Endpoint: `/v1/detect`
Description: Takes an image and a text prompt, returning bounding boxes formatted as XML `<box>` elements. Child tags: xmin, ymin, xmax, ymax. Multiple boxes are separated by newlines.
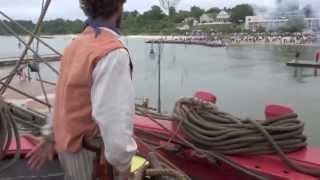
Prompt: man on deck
<box><xmin>26</xmin><ymin>0</ymin><xmax>137</xmax><ymax>179</ymax></box>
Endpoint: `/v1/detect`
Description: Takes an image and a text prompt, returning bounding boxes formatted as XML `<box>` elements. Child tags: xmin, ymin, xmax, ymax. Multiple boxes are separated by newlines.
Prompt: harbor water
<box><xmin>0</xmin><ymin>35</ymin><xmax>320</xmax><ymax>146</ymax></box>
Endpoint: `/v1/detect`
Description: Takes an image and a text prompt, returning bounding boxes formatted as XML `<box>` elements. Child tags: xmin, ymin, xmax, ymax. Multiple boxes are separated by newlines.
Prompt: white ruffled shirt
<box><xmin>91</xmin><ymin>27</ymin><xmax>137</xmax><ymax>172</ymax></box>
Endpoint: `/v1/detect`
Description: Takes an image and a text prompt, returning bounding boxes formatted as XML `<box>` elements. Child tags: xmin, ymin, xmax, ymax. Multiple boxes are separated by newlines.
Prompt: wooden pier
<box><xmin>286</xmin><ymin>60</ymin><xmax>320</xmax><ymax>77</ymax></box>
<box><xmin>286</xmin><ymin>60</ymin><xmax>320</xmax><ymax>68</ymax></box>
<box><xmin>146</xmin><ymin>39</ymin><xmax>225</xmax><ymax>48</ymax></box>
<box><xmin>0</xmin><ymin>54</ymin><xmax>60</xmax><ymax>66</ymax></box>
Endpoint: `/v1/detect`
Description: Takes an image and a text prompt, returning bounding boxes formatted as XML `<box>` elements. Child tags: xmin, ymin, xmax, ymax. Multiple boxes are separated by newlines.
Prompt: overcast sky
<box><xmin>0</xmin><ymin>0</ymin><xmax>318</xmax><ymax>21</ymax></box>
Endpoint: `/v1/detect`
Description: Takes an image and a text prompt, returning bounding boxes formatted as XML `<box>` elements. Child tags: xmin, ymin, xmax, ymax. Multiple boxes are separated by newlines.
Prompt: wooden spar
<box><xmin>0</xmin><ymin>81</ymin><xmax>51</xmax><ymax>108</ymax></box>
<box><xmin>0</xmin><ymin>64</ymin><xmax>29</xmax><ymax>81</ymax></box>
<box><xmin>0</xmin><ymin>21</ymin><xmax>59</xmax><ymax>75</ymax></box>
<box><xmin>0</xmin><ymin>55</ymin><xmax>60</xmax><ymax>66</ymax></box>
<box><xmin>36</xmin><ymin>71</ymin><xmax>50</xmax><ymax>111</ymax></box>
<box><xmin>0</xmin><ymin>0</ymin><xmax>52</xmax><ymax>95</ymax></box>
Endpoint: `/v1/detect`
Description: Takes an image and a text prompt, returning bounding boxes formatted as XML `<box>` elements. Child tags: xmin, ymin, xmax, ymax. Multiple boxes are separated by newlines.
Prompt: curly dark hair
<box><xmin>80</xmin><ymin>0</ymin><xmax>126</xmax><ymax>19</ymax></box>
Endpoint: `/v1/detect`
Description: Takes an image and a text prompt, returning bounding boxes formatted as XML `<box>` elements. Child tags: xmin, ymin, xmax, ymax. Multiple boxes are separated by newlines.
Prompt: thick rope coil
<box><xmin>171</xmin><ymin>97</ymin><xmax>320</xmax><ymax>177</ymax></box>
<box><xmin>0</xmin><ymin>99</ymin><xmax>21</xmax><ymax>174</ymax></box>
<box><xmin>136</xmin><ymin>108</ymin><xmax>269</xmax><ymax>180</ymax></box>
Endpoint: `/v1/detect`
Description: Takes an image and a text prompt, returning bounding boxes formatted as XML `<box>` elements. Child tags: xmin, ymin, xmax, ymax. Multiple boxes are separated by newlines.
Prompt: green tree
<box><xmin>169</xmin><ymin>7</ymin><xmax>176</xmax><ymax>17</ymax></box>
<box><xmin>174</xmin><ymin>10</ymin><xmax>190</xmax><ymax>23</ymax></box>
<box><xmin>190</xmin><ymin>6</ymin><xmax>205</xmax><ymax>19</ymax></box>
<box><xmin>0</xmin><ymin>3</ymin><xmax>265</xmax><ymax>36</ymax></box>
<box><xmin>0</xmin><ymin>20</ymin><xmax>35</xmax><ymax>35</ymax></box>
<box><xmin>206</xmin><ymin>7</ymin><xmax>220</xmax><ymax>14</ymax></box>
<box><xmin>144</xmin><ymin>6</ymin><xmax>165</xmax><ymax>20</ymax></box>
<box><xmin>230</xmin><ymin>4</ymin><xmax>254</xmax><ymax>24</ymax></box>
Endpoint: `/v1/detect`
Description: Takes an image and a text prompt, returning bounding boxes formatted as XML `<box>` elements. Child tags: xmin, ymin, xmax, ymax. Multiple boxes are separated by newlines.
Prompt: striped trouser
<box><xmin>58</xmin><ymin>149</ymin><xmax>96</xmax><ymax>180</ymax></box>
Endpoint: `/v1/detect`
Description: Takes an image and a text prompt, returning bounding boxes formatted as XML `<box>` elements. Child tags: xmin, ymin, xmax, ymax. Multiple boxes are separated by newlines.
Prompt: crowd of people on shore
<box><xmin>145</xmin><ymin>35</ymin><xmax>225</xmax><ymax>47</ymax></box>
<box><xmin>229</xmin><ymin>32</ymin><xmax>319</xmax><ymax>46</ymax></box>
<box><xmin>147</xmin><ymin>32</ymin><xmax>319</xmax><ymax>47</ymax></box>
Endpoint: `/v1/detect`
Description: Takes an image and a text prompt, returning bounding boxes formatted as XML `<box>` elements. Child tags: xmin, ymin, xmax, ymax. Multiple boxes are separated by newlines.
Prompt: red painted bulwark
<box><xmin>135</xmin><ymin>115</ymin><xmax>320</xmax><ymax>180</ymax></box>
<box><xmin>7</xmin><ymin>116</ymin><xmax>319</xmax><ymax>180</ymax></box>
<box><xmin>8</xmin><ymin>136</ymin><xmax>35</xmax><ymax>155</ymax></box>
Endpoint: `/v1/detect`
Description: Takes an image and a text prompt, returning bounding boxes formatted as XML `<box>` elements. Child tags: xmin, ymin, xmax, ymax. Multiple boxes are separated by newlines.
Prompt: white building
<box><xmin>216</xmin><ymin>10</ymin><xmax>231</xmax><ymax>23</ymax></box>
<box><xmin>245</xmin><ymin>16</ymin><xmax>288</xmax><ymax>31</ymax></box>
<box><xmin>245</xmin><ymin>16</ymin><xmax>320</xmax><ymax>32</ymax></box>
<box><xmin>177</xmin><ymin>24</ymin><xmax>190</xmax><ymax>31</ymax></box>
<box><xmin>305</xmin><ymin>18</ymin><xmax>320</xmax><ymax>31</ymax></box>
<box><xmin>200</xmin><ymin>14</ymin><xmax>215</xmax><ymax>23</ymax></box>
<box><xmin>198</xmin><ymin>11</ymin><xmax>231</xmax><ymax>26</ymax></box>
<box><xmin>182</xmin><ymin>17</ymin><xmax>199</xmax><ymax>26</ymax></box>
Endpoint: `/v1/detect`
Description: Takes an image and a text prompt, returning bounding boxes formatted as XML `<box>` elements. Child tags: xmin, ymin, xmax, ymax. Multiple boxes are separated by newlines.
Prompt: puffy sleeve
<box><xmin>91</xmin><ymin>48</ymin><xmax>137</xmax><ymax>172</ymax></box>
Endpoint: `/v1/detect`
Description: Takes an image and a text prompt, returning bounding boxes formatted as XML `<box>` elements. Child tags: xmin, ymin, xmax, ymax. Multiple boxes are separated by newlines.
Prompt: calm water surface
<box><xmin>1</xmin><ymin>35</ymin><xmax>320</xmax><ymax>146</ymax></box>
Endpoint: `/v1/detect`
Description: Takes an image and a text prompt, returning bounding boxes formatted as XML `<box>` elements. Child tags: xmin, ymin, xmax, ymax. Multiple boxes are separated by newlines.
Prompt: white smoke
<box><xmin>254</xmin><ymin>0</ymin><xmax>320</xmax><ymax>18</ymax></box>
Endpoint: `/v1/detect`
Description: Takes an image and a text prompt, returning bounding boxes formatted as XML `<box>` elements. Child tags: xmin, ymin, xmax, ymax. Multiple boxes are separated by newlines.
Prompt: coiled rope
<box><xmin>173</xmin><ymin>98</ymin><xmax>307</xmax><ymax>155</ymax></box>
<box><xmin>136</xmin><ymin>106</ymin><xmax>269</xmax><ymax>180</ymax></box>
<box><xmin>133</xmin><ymin>152</ymin><xmax>188</xmax><ymax>180</ymax></box>
<box><xmin>171</xmin><ymin>97</ymin><xmax>320</xmax><ymax>177</ymax></box>
<box><xmin>0</xmin><ymin>99</ymin><xmax>21</xmax><ymax>174</ymax></box>
<box><xmin>0</xmin><ymin>99</ymin><xmax>47</xmax><ymax>174</ymax></box>
<box><xmin>136</xmin><ymin>97</ymin><xmax>320</xmax><ymax>179</ymax></box>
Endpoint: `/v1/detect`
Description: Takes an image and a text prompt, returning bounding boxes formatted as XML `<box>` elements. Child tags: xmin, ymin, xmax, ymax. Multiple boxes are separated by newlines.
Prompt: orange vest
<box><xmin>53</xmin><ymin>27</ymin><xmax>127</xmax><ymax>152</ymax></box>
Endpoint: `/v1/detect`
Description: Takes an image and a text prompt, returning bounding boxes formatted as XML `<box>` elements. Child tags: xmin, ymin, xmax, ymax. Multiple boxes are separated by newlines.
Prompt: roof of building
<box><xmin>200</xmin><ymin>13</ymin><xmax>216</xmax><ymax>19</ymax></box>
<box><xmin>217</xmin><ymin>10</ymin><xmax>230</xmax><ymax>19</ymax></box>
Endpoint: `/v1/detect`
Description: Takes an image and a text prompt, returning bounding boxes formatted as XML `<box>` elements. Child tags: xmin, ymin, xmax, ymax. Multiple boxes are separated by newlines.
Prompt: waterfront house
<box><xmin>245</xmin><ymin>16</ymin><xmax>320</xmax><ymax>32</ymax></box>
<box><xmin>200</xmin><ymin>14</ymin><xmax>215</xmax><ymax>23</ymax></box>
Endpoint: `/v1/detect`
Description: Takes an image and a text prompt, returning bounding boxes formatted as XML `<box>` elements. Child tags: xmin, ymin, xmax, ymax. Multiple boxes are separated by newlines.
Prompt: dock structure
<box><xmin>146</xmin><ymin>39</ymin><xmax>225</xmax><ymax>48</ymax></box>
<box><xmin>0</xmin><ymin>54</ymin><xmax>60</xmax><ymax>66</ymax></box>
<box><xmin>286</xmin><ymin>60</ymin><xmax>320</xmax><ymax>76</ymax></box>
<box><xmin>286</xmin><ymin>60</ymin><xmax>320</xmax><ymax>68</ymax></box>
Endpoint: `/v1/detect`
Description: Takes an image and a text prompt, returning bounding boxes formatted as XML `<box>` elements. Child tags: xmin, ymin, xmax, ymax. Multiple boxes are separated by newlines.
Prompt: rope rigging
<box><xmin>137</xmin><ymin>97</ymin><xmax>320</xmax><ymax>178</ymax></box>
<box><xmin>0</xmin><ymin>100</ymin><xmax>21</xmax><ymax>173</ymax></box>
<box><xmin>136</xmin><ymin>105</ymin><xmax>269</xmax><ymax>180</ymax></box>
<box><xmin>132</xmin><ymin>151</ymin><xmax>189</xmax><ymax>180</ymax></box>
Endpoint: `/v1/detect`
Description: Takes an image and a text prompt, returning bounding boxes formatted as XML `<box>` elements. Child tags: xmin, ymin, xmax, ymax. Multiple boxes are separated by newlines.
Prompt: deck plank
<box><xmin>0</xmin><ymin>159</ymin><xmax>63</xmax><ymax>180</ymax></box>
